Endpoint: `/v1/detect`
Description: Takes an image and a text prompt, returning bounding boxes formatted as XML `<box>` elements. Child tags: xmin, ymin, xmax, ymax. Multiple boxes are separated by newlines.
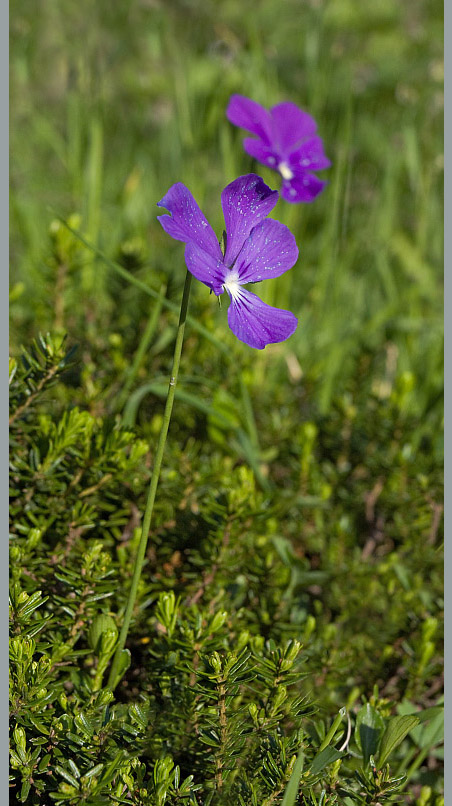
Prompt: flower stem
<box><xmin>107</xmin><ymin>270</ymin><xmax>192</xmax><ymax>691</ymax></box>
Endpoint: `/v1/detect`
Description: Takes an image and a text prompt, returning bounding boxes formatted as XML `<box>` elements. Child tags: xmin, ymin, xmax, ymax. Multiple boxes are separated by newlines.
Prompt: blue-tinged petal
<box><xmin>221</xmin><ymin>174</ymin><xmax>278</xmax><ymax>267</ymax></box>
<box><xmin>226</xmin><ymin>95</ymin><xmax>273</xmax><ymax>144</ymax></box>
<box><xmin>157</xmin><ymin>183</ymin><xmax>222</xmax><ymax>261</ymax></box>
<box><xmin>184</xmin><ymin>242</ymin><xmax>226</xmax><ymax>295</ymax></box>
<box><xmin>234</xmin><ymin>218</ymin><xmax>298</xmax><ymax>284</ymax></box>
<box><xmin>281</xmin><ymin>171</ymin><xmax>327</xmax><ymax>204</ymax></box>
<box><xmin>270</xmin><ymin>103</ymin><xmax>317</xmax><ymax>154</ymax></box>
<box><xmin>289</xmin><ymin>136</ymin><xmax>332</xmax><ymax>171</ymax></box>
<box><xmin>243</xmin><ymin>138</ymin><xmax>279</xmax><ymax>170</ymax></box>
<box><xmin>227</xmin><ymin>287</ymin><xmax>298</xmax><ymax>350</ymax></box>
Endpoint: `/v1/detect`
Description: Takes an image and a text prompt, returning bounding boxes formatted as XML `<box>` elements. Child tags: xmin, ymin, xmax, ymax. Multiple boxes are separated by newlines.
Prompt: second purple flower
<box><xmin>226</xmin><ymin>94</ymin><xmax>331</xmax><ymax>204</ymax></box>
<box><xmin>157</xmin><ymin>174</ymin><xmax>299</xmax><ymax>350</ymax></box>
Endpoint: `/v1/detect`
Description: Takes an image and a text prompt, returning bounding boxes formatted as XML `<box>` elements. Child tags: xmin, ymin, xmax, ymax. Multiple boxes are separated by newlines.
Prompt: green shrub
<box><xmin>10</xmin><ymin>335</ymin><xmax>443</xmax><ymax>803</ymax></box>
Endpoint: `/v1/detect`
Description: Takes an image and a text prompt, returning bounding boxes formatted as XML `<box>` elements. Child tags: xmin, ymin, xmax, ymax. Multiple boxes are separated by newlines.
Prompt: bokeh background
<box><xmin>11</xmin><ymin>0</ymin><xmax>443</xmax><ymax>415</ymax></box>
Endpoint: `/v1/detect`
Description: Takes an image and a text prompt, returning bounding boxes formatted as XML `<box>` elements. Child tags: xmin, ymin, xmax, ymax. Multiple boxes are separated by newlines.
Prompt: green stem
<box><xmin>107</xmin><ymin>271</ymin><xmax>192</xmax><ymax>691</ymax></box>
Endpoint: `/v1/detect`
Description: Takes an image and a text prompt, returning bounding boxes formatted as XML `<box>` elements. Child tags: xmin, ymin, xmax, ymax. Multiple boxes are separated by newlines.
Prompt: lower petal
<box><xmin>227</xmin><ymin>287</ymin><xmax>298</xmax><ymax>350</ymax></box>
<box><xmin>281</xmin><ymin>172</ymin><xmax>327</xmax><ymax>203</ymax></box>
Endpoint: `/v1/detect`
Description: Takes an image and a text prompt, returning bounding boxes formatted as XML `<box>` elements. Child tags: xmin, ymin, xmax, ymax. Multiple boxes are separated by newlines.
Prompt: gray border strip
<box><xmin>3</xmin><ymin>0</ymin><xmax>10</xmax><ymax>795</ymax></box>
<box><xmin>443</xmin><ymin>0</ymin><xmax>448</xmax><ymax>798</ymax></box>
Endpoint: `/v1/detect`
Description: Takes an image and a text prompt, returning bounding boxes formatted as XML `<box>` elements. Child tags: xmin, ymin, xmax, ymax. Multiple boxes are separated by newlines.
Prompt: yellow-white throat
<box><xmin>278</xmin><ymin>161</ymin><xmax>294</xmax><ymax>181</ymax></box>
<box><xmin>223</xmin><ymin>272</ymin><xmax>242</xmax><ymax>300</ymax></box>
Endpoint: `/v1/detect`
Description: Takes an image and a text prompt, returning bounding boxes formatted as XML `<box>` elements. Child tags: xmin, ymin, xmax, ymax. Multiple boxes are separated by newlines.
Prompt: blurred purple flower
<box><xmin>157</xmin><ymin>174</ymin><xmax>299</xmax><ymax>350</ymax></box>
<box><xmin>226</xmin><ymin>95</ymin><xmax>331</xmax><ymax>203</ymax></box>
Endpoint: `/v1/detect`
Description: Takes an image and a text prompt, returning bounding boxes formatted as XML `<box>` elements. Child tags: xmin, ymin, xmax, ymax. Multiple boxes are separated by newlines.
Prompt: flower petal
<box><xmin>184</xmin><ymin>242</ymin><xmax>225</xmax><ymax>295</ymax></box>
<box><xmin>281</xmin><ymin>171</ymin><xmax>327</xmax><ymax>204</ymax></box>
<box><xmin>234</xmin><ymin>218</ymin><xmax>298</xmax><ymax>284</ymax></box>
<box><xmin>289</xmin><ymin>136</ymin><xmax>332</xmax><ymax>171</ymax></box>
<box><xmin>226</xmin><ymin>95</ymin><xmax>273</xmax><ymax>144</ymax></box>
<box><xmin>227</xmin><ymin>287</ymin><xmax>298</xmax><ymax>350</ymax></box>
<box><xmin>157</xmin><ymin>183</ymin><xmax>222</xmax><ymax>261</ymax></box>
<box><xmin>243</xmin><ymin>137</ymin><xmax>279</xmax><ymax>170</ymax></box>
<box><xmin>221</xmin><ymin>174</ymin><xmax>278</xmax><ymax>267</ymax></box>
<box><xmin>270</xmin><ymin>103</ymin><xmax>318</xmax><ymax>153</ymax></box>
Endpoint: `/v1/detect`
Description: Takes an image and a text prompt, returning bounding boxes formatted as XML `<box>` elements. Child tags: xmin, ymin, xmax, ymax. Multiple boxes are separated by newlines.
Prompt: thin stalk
<box><xmin>107</xmin><ymin>270</ymin><xmax>192</xmax><ymax>691</ymax></box>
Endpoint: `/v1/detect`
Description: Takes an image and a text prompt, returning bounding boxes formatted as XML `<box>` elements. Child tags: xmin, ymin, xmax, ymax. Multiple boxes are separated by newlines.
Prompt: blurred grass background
<box><xmin>10</xmin><ymin>0</ymin><xmax>443</xmax><ymax>424</ymax></box>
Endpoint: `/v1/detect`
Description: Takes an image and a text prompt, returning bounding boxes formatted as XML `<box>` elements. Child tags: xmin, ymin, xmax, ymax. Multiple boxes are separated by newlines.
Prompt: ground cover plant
<box><xmin>10</xmin><ymin>0</ymin><xmax>443</xmax><ymax>803</ymax></box>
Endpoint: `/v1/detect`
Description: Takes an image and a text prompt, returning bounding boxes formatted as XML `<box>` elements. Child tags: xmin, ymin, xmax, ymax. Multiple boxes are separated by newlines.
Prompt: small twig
<box><xmin>79</xmin><ymin>473</ymin><xmax>113</xmax><ymax>498</ymax></box>
<box><xmin>215</xmin><ymin>680</ymin><xmax>227</xmax><ymax>792</ymax></box>
<box><xmin>364</xmin><ymin>477</ymin><xmax>384</xmax><ymax>523</ymax></box>
<box><xmin>9</xmin><ymin>365</ymin><xmax>60</xmax><ymax>425</ymax></box>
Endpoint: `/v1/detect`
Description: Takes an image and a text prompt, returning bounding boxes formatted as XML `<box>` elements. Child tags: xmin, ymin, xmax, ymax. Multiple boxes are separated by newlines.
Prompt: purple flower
<box><xmin>157</xmin><ymin>174</ymin><xmax>299</xmax><ymax>350</ymax></box>
<box><xmin>226</xmin><ymin>95</ymin><xmax>331</xmax><ymax>204</ymax></box>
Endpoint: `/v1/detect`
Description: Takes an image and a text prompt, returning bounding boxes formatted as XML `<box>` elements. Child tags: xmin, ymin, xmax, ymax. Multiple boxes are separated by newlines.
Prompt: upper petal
<box><xmin>226</xmin><ymin>95</ymin><xmax>273</xmax><ymax>144</ymax></box>
<box><xmin>234</xmin><ymin>218</ymin><xmax>299</xmax><ymax>284</ymax></box>
<box><xmin>227</xmin><ymin>287</ymin><xmax>298</xmax><ymax>350</ymax></box>
<box><xmin>243</xmin><ymin>137</ymin><xmax>279</xmax><ymax>170</ymax></box>
<box><xmin>184</xmin><ymin>242</ymin><xmax>225</xmax><ymax>295</ymax></box>
<box><xmin>289</xmin><ymin>136</ymin><xmax>332</xmax><ymax>171</ymax></box>
<box><xmin>270</xmin><ymin>102</ymin><xmax>318</xmax><ymax>154</ymax></box>
<box><xmin>157</xmin><ymin>183</ymin><xmax>222</xmax><ymax>261</ymax></box>
<box><xmin>221</xmin><ymin>174</ymin><xmax>278</xmax><ymax>267</ymax></box>
<box><xmin>280</xmin><ymin>171</ymin><xmax>327</xmax><ymax>204</ymax></box>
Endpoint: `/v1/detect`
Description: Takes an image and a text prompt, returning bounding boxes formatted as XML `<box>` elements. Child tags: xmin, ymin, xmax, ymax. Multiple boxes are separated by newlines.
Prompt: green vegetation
<box><xmin>10</xmin><ymin>0</ymin><xmax>443</xmax><ymax>803</ymax></box>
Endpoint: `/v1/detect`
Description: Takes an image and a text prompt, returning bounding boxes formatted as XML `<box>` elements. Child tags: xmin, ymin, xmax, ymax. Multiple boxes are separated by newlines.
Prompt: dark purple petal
<box><xmin>184</xmin><ymin>242</ymin><xmax>225</xmax><ymax>295</ymax></box>
<box><xmin>243</xmin><ymin>138</ymin><xmax>279</xmax><ymax>170</ymax></box>
<box><xmin>234</xmin><ymin>218</ymin><xmax>298</xmax><ymax>284</ymax></box>
<box><xmin>226</xmin><ymin>95</ymin><xmax>273</xmax><ymax>144</ymax></box>
<box><xmin>157</xmin><ymin>183</ymin><xmax>222</xmax><ymax>261</ymax></box>
<box><xmin>289</xmin><ymin>136</ymin><xmax>331</xmax><ymax>171</ymax></box>
<box><xmin>221</xmin><ymin>174</ymin><xmax>278</xmax><ymax>267</ymax></box>
<box><xmin>281</xmin><ymin>171</ymin><xmax>327</xmax><ymax>204</ymax></box>
<box><xmin>270</xmin><ymin>102</ymin><xmax>318</xmax><ymax>153</ymax></box>
<box><xmin>227</xmin><ymin>287</ymin><xmax>298</xmax><ymax>349</ymax></box>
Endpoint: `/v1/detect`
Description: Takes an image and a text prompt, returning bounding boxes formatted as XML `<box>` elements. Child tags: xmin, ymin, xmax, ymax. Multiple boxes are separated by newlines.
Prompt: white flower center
<box><xmin>278</xmin><ymin>161</ymin><xmax>294</xmax><ymax>180</ymax></box>
<box><xmin>223</xmin><ymin>272</ymin><xmax>242</xmax><ymax>300</ymax></box>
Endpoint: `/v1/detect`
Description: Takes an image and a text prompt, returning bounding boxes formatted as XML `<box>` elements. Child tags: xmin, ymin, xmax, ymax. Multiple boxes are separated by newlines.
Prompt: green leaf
<box><xmin>80</xmin><ymin>763</ymin><xmax>104</xmax><ymax>782</ymax></box>
<box><xmin>116</xmin><ymin>648</ymin><xmax>131</xmax><ymax>677</ymax></box>
<box><xmin>309</xmin><ymin>746</ymin><xmax>343</xmax><ymax>776</ymax></box>
<box><xmin>281</xmin><ymin>747</ymin><xmax>304</xmax><ymax>806</ymax></box>
<box><xmin>418</xmin><ymin>709</ymin><xmax>444</xmax><ymax>750</ymax></box>
<box><xmin>98</xmin><ymin>751</ymin><xmax>127</xmax><ymax>786</ymax></box>
<box><xmin>55</xmin><ymin>765</ymin><xmax>80</xmax><ymax>788</ymax></box>
<box><xmin>355</xmin><ymin>703</ymin><xmax>385</xmax><ymax>762</ymax></box>
<box><xmin>416</xmin><ymin>705</ymin><xmax>444</xmax><ymax>724</ymax></box>
<box><xmin>378</xmin><ymin>715</ymin><xmax>420</xmax><ymax>767</ymax></box>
